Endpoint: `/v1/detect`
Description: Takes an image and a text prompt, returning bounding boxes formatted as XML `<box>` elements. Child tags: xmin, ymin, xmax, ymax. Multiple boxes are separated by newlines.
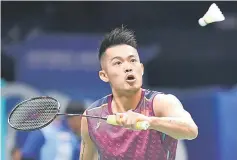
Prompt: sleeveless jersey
<box><xmin>86</xmin><ymin>89</ymin><xmax>178</xmax><ymax>160</ymax></box>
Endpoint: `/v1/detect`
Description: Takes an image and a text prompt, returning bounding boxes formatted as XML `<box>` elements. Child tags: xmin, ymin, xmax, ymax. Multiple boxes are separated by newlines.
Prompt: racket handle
<box><xmin>106</xmin><ymin>115</ymin><xmax>150</xmax><ymax>130</ymax></box>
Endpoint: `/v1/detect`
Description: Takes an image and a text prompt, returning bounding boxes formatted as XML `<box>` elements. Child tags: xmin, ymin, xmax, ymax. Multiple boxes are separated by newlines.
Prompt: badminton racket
<box><xmin>8</xmin><ymin>96</ymin><xmax>150</xmax><ymax>131</ymax></box>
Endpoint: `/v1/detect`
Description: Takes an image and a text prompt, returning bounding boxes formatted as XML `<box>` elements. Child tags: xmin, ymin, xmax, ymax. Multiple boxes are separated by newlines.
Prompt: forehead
<box><xmin>104</xmin><ymin>44</ymin><xmax>138</xmax><ymax>59</ymax></box>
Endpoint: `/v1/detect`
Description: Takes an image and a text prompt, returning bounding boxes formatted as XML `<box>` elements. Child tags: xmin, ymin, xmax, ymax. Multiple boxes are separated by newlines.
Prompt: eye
<box><xmin>131</xmin><ymin>59</ymin><xmax>137</xmax><ymax>63</ymax></box>
<box><xmin>114</xmin><ymin>61</ymin><xmax>122</xmax><ymax>66</ymax></box>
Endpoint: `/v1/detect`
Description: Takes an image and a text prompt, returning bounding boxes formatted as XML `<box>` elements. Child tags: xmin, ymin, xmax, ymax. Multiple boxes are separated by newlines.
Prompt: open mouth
<box><xmin>126</xmin><ymin>75</ymin><xmax>136</xmax><ymax>82</ymax></box>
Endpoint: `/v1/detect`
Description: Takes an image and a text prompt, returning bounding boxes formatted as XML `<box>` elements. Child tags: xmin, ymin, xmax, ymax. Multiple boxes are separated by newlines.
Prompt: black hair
<box><xmin>98</xmin><ymin>26</ymin><xmax>137</xmax><ymax>61</ymax></box>
<box><xmin>65</xmin><ymin>102</ymin><xmax>85</xmax><ymax>115</ymax></box>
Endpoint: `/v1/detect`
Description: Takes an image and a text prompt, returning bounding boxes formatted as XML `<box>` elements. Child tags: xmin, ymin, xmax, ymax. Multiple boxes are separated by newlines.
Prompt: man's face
<box><xmin>99</xmin><ymin>44</ymin><xmax>144</xmax><ymax>94</ymax></box>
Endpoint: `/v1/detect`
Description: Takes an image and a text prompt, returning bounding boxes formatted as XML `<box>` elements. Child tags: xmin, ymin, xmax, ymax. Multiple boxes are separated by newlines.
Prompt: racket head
<box><xmin>8</xmin><ymin>96</ymin><xmax>60</xmax><ymax>131</ymax></box>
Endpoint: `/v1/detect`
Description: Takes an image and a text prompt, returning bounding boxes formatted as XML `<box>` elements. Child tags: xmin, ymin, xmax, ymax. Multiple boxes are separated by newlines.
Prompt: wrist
<box><xmin>147</xmin><ymin>117</ymin><xmax>160</xmax><ymax>130</ymax></box>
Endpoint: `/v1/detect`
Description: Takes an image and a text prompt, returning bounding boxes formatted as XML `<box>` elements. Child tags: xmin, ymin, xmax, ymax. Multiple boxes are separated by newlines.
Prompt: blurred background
<box><xmin>1</xmin><ymin>1</ymin><xmax>237</xmax><ymax>160</ymax></box>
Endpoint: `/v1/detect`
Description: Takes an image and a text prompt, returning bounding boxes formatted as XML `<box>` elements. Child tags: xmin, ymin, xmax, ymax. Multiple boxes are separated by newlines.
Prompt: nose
<box><xmin>125</xmin><ymin>68</ymin><xmax>132</xmax><ymax>73</ymax></box>
<box><xmin>124</xmin><ymin>62</ymin><xmax>133</xmax><ymax>73</ymax></box>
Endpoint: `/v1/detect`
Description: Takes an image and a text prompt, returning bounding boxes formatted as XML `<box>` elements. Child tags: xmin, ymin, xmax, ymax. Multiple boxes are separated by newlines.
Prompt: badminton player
<box><xmin>80</xmin><ymin>27</ymin><xmax>198</xmax><ymax>160</ymax></box>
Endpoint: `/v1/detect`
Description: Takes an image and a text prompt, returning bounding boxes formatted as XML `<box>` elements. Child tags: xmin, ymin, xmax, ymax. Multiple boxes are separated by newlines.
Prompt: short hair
<box><xmin>98</xmin><ymin>26</ymin><xmax>137</xmax><ymax>61</ymax></box>
<box><xmin>65</xmin><ymin>101</ymin><xmax>86</xmax><ymax>115</ymax></box>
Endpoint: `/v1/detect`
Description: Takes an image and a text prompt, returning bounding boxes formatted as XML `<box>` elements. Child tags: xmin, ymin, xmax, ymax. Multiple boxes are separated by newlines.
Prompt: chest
<box><xmin>92</xmin><ymin>123</ymin><xmax>164</xmax><ymax>154</ymax></box>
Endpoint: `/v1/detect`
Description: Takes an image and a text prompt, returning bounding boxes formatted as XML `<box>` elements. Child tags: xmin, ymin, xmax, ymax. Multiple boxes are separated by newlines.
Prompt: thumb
<box><xmin>115</xmin><ymin>112</ymin><xmax>124</xmax><ymax>118</ymax></box>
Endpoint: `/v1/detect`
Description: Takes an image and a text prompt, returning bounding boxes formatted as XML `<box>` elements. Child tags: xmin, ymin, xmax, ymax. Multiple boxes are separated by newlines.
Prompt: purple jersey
<box><xmin>86</xmin><ymin>89</ymin><xmax>178</xmax><ymax>160</ymax></box>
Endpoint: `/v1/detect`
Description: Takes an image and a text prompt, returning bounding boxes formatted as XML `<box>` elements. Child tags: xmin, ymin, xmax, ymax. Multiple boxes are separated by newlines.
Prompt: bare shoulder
<box><xmin>81</xmin><ymin>111</ymin><xmax>90</xmax><ymax>137</ymax></box>
<box><xmin>152</xmin><ymin>93</ymin><xmax>184</xmax><ymax>117</ymax></box>
<box><xmin>154</xmin><ymin>93</ymin><xmax>182</xmax><ymax>105</ymax></box>
<box><xmin>80</xmin><ymin>111</ymin><xmax>99</xmax><ymax>160</ymax></box>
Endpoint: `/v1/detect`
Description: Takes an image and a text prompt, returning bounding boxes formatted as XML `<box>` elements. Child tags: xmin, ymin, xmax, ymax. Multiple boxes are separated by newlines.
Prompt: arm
<box><xmin>11</xmin><ymin>147</ymin><xmax>21</xmax><ymax>160</ymax></box>
<box><xmin>21</xmin><ymin>130</ymin><xmax>45</xmax><ymax>160</ymax></box>
<box><xmin>149</xmin><ymin>94</ymin><xmax>198</xmax><ymax>140</ymax></box>
<box><xmin>80</xmin><ymin>112</ymin><xmax>98</xmax><ymax>160</ymax></box>
<box><xmin>12</xmin><ymin>131</ymin><xmax>29</xmax><ymax>160</ymax></box>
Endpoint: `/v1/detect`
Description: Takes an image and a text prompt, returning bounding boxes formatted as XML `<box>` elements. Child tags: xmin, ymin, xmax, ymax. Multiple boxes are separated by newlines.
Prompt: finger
<box><xmin>115</xmin><ymin>113</ymin><xmax>122</xmax><ymax>125</ymax></box>
<box><xmin>115</xmin><ymin>113</ymin><xmax>124</xmax><ymax>126</ymax></box>
<box><xmin>120</xmin><ymin>114</ymin><xmax>128</xmax><ymax>126</ymax></box>
<box><xmin>131</xmin><ymin>119</ymin><xmax>139</xmax><ymax>130</ymax></box>
<box><xmin>124</xmin><ymin>118</ymin><xmax>133</xmax><ymax>129</ymax></box>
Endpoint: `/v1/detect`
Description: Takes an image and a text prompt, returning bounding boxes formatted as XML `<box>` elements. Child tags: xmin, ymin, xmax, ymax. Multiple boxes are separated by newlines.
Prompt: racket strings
<box><xmin>9</xmin><ymin>98</ymin><xmax>59</xmax><ymax>130</ymax></box>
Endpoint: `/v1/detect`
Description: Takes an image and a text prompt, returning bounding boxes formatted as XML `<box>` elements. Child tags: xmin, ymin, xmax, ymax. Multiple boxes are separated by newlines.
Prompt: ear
<box><xmin>99</xmin><ymin>70</ymin><xmax>109</xmax><ymax>83</ymax></box>
<box><xmin>141</xmin><ymin>63</ymin><xmax>144</xmax><ymax>75</ymax></box>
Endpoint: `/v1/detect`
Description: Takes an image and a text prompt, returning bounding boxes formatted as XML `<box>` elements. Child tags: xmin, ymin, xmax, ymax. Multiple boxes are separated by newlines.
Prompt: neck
<box><xmin>111</xmin><ymin>88</ymin><xmax>143</xmax><ymax>113</ymax></box>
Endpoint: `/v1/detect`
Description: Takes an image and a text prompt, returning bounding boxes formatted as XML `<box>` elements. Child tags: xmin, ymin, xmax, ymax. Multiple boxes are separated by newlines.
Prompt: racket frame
<box><xmin>8</xmin><ymin>96</ymin><xmax>60</xmax><ymax>131</ymax></box>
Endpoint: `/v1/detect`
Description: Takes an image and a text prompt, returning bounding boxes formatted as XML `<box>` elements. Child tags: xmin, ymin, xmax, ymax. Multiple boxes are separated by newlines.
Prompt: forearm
<box><xmin>148</xmin><ymin>116</ymin><xmax>198</xmax><ymax>140</ymax></box>
<box><xmin>80</xmin><ymin>114</ymin><xmax>98</xmax><ymax>160</ymax></box>
<box><xmin>80</xmin><ymin>140</ymin><xmax>98</xmax><ymax>160</ymax></box>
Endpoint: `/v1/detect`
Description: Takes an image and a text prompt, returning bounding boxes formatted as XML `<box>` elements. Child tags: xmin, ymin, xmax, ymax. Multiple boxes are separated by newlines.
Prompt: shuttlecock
<box><xmin>199</xmin><ymin>3</ymin><xmax>225</xmax><ymax>27</ymax></box>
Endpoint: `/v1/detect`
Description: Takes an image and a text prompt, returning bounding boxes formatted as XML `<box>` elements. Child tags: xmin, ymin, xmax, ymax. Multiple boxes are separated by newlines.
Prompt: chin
<box><xmin>113</xmin><ymin>82</ymin><xmax>142</xmax><ymax>94</ymax></box>
<box><xmin>125</xmin><ymin>84</ymin><xmax>141</xmax><ymax>92</ymax></box>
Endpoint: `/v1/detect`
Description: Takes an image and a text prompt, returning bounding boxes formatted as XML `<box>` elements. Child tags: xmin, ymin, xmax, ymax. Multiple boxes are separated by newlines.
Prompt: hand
<box><xmin>115</xmin><ymin>110</ymin><xmax>150</xmax><ymax>130</ymax></box>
